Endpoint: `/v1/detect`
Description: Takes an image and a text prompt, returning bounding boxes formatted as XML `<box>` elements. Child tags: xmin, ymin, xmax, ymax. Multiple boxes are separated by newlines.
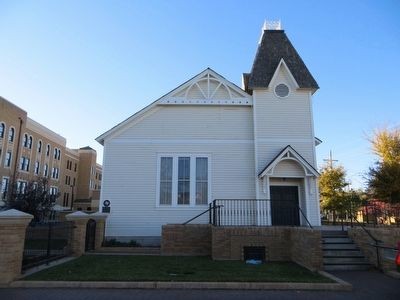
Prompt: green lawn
<box><xmin>24</xmin><ymin>255</ymin><xmax>332</xmax><ymax>283</ymax></box>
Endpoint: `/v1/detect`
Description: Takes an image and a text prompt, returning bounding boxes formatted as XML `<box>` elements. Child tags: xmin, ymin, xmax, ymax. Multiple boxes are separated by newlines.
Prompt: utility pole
<box><xmin>323</xmin><ymin>150</ymin><xmax>338</xmax><ymax>168</ymax></box>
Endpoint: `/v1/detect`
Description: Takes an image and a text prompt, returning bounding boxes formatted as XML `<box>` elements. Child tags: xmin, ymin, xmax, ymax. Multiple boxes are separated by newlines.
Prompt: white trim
<box><xmin>155</xmin><ymin>153</ymin><xmax>211</xmax><ymax>209</ymax></box>
<box><xmin>258</xmin><ymin>146</ymin><xmax>319</xmax><ymax>178</ymax></box>
<box><xmin>269</xmin><ymin>58</ymin><xmax>300</xmax><ymax>89</ymax></box>
<box><xmin>110</xmin><ymin>138</ymin><xmax>254</xmax><ymax>145</ymax></box>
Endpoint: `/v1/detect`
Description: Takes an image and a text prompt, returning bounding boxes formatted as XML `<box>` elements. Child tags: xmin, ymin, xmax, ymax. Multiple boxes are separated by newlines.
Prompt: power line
<box><xmin>323</xmin><ymin>150</ymin><xmax>338</xmax><ymax>168</ymax></box>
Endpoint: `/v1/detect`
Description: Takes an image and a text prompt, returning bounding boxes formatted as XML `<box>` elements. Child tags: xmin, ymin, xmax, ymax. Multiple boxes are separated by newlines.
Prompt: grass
<box><xmin>24</xmin><ymin>255</ymin><xmax>332</xmax><ymax>283</ymax></box>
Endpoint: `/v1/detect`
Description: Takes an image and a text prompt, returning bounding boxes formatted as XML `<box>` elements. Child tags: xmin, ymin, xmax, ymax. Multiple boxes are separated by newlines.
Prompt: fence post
<box><xmin>0</xmin><ymin>209</ymin><xmax>33</xmax><ymax>284</ymax></box>
<box><xmin>90</xmin><ymin>212</ymin><xmax>108</xmax><ymax>250</ymax></box>
<box><xmin>65</xmin><ymin>211</ymin><xmax>90</xmax><ymax>256</ymax></box>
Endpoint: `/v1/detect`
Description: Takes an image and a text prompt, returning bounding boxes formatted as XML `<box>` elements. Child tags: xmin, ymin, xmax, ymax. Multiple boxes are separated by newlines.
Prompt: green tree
<box><xmin>367</xmin><ymin>128</ymin><xmax>400</xmax><ymax>203</ymax></box>
<box><xmin>1</xmin><ymin>177</ymin><xmax>57</xmax><ymax>222</ymax></box>
<box><xmin>319</xmin><ymin>164</ymin><xmax>349</xmax><ymax>211</ymax></box>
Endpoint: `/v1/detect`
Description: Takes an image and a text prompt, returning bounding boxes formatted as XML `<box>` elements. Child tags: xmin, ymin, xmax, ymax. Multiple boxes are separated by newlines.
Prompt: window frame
<box><xmin>156</xmin><ymin>153</ymin><xmax>211</xmax><ymax>208</ymax></box>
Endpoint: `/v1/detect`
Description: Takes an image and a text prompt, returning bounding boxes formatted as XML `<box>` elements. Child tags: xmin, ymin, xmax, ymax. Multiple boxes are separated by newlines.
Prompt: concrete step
<box><xmin>322</xmin><ymin>237</ymin><xmax>352</xmax><ymax>243</ymax></box>
<box><xmin>323</xmin><ymin>249</ymin><xmax>364</xmax><ymax>257</ymax></box>
<box><xmin>321</xmin><ymin>230</ymin><xmax>348</xmax><ymax>237</ymax></box>
<box><xmin>322</xmin><ymin>243</ymin><xmax>358</xmax><ymax>250</ymax></box>
<box><xmin>324</xmin><ymin>263</ymin><xmax>371</xmax><ymax>271</ymax></box>
<box><xmin>323</xmin><ymin>256</ymin><xmax>368</xmax><ymax>264</ymax></box>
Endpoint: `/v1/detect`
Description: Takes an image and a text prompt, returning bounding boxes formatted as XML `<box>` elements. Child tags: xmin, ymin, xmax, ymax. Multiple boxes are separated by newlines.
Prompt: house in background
<box><xmin>0</xmin><ymin>97</ymin><xmax>102</xmax><ymax>212</ymax></box>
<box><xmin>97</xmin><ymin>22</ymin><xmax>321</xmax><ymax>245</ymax></box>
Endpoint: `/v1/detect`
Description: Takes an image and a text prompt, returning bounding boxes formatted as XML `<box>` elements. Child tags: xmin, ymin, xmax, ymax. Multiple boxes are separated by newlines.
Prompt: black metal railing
<box><xmin>209</xmin><ymin>199</ymin><xmax>313</xmax><ymax>228</ymax></box>
<box><xmin>322</xmin><ymin>202</ymin><xmax>400</xmax><ymax>227</ymax></box>
<box><xmin>22</xmin><ymin>220</ymin><xmax>74</xmax><ymax>270</ymax></box>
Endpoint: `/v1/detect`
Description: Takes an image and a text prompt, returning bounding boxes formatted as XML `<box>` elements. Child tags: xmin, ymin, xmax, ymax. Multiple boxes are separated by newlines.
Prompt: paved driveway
<box><xmin>0</xmin><ymin>270</ymin><xmax>399</xmax><ymax>300</ymax></box>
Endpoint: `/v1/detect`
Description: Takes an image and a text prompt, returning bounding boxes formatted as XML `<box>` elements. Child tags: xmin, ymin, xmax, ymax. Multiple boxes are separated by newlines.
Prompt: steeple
<box><xmin>247</xmin><ymin>22</ymin><xmax>319</xmax><ymax>92</ymax></box>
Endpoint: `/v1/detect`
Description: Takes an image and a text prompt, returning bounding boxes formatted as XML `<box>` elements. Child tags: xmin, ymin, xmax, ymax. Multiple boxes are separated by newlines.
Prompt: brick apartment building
<box><xmin>0</xmin><ymin>96</ymin><xmax>102</xmax><ymax>212</ymax></box>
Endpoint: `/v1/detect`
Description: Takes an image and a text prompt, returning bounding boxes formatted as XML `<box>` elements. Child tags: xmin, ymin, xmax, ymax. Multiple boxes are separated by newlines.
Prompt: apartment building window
<box><xmin>43</xmin><ymin>164</ymin><xmax>48</xmax><ymax>177</ymax></box>
<box><xmin>23</xmin><ymin>134</ymin><xmax>28</xmax><ymax>147</ymax></box>
<box><xmin>51</xmin><ymin>167</ymin><xmax>59</xmax><ymax>179</ymax></box>
<box><xmin>0</xmin><ymin>123</ymin><xmax>4</xmax><ymax>138</ymax></box>
<box><xmin>63</xmin><ymin>192</ymin><xmax>69</xmax><ymax>207</ymax></box>
<box><xmin>74</xmin><ymin>163</ymin><xmax>77</xmax><ymax>172</ymax></box>
<box><xmin>1</xmin><ymin>177</ymin><xmax>9</xmax><ymax>200</ymax></box>
<box><xmin>46</xmin><ymin>144</ymin><xmax>50</xmax><ymax>156</ymax></box>
<box><xmin>5</xmin><ymin>151</ymin><xmax>12</xmax><ymax>167</ymax></box>
<box><xmin>8</xmin><ymin>127</ymin><xmax>14</xmax><ymax>142</ymax></box>
<box><xmin>58</xmin><ymin>149</ymin><xmax>61</xmax><ymax>160</ymax></box>
<box><xmin>49</xmin><ymin>187</ymin><xmax>58</xmax><ymax>197</ymax></box>
<box><xmin>19</xmin><ymin>156</ymin><xmax>30</xmax><ymax>172</ymax></box>
<box><xmin>73</xmin><ymin>177</ymin><xmax>76</xmax><ymax>186</ymax></box>
<box><xmin>16</xmin><ymin>180</ymin><xmax>27</xmax><ymax>194</ymax></box>
<box><xmin>54</xmin><ymin>148</ymin><xmax>57</xmax><ymax>159</ymax></box>
<box><xmin>28</xmin><ymin>136</ymin><xmax>33</xmax><ymax>149</ymax></box>
<box><xmin>37</xmin><ymin>140</ymin><xmax>42</xmax><ymax>153</ymax></box>
<box><xmin>99</xmin><ymin>174</ymin><xmax>102</xmax><ymax>181</ymax></box>
<box><xmin>34</xmin><ymin>161</ymin><xmax>40</xmax><ymax>175</ymax></box>
<box><xmin>158</xmin><ymin>155</ymin><xmax>209</xmax><ymax>207</ymax></box>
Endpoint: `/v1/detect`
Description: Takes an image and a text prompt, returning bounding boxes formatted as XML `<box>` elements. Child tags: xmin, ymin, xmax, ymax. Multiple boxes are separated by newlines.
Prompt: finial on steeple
<box><xmin>263</xmin><ymin>20</ymin><xmax>282</xmax><ymax>31</ymax></box>
<box><xmin>259</xmin><ymin>20</ymin><xmax>282</xmax><ymax>44</ymax></box>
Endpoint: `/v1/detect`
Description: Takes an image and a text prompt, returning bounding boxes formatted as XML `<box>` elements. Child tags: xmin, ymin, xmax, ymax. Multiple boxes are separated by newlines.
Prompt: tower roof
<box><xmin>248</xmin><ymin>30</ymin><xmax>319</xmax><ymax>90</ymax></box>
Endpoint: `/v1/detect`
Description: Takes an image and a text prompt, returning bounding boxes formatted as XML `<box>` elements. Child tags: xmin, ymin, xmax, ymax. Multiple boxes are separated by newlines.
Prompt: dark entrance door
<box><xmin>270</xmin><ymin>186</ymin><xmax>300</xmax><ymax>226</ymax></box>
<box><xmin>85</xmin><ymin>219</ymin><xmax>96</xmax><ymax>251</ymax></box>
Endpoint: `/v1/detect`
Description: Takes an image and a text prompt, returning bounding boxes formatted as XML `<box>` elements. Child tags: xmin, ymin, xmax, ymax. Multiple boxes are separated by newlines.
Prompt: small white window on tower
<box><xmin>274</xmin><ymin>83</ymin><xmax>290</xmax><ymax>98</ymax></box>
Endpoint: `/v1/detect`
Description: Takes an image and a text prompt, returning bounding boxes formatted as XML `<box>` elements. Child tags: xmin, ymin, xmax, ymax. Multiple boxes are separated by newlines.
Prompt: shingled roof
<box><xmin>248</xmin><ymin>30</ymin><xmax>318</xmax><ymax>90</ymax></box>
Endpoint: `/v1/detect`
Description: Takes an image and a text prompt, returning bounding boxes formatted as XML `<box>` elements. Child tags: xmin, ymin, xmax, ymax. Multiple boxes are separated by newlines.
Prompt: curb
<box><xmin>8</xmin><ymin>279</ymin><xmax>352</xmax><ymax>291</ymax></box>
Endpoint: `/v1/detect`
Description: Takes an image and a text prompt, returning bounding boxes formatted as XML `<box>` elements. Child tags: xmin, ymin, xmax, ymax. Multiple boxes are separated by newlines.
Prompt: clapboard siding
<box><xmin>116</xmin><ymin>106</ymin><xmax>253</xmax><ymax>140</ymax></box>
<box><xmin>273</xmin><ymin>160</ymin><xmax>305</xmax><ymax>177</ymax></box>
<box><xmin>101</xmin><ymin>141</ymin><xmax>255</xmax><ymax>237</ymax></box>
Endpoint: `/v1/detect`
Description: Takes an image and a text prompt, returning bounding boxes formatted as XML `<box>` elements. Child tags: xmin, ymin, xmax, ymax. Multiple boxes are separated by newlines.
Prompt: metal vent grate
<box><xmin>275</xmin><ymin>83</ymin><xmax>289</xmax><ymax>98</ymax></box>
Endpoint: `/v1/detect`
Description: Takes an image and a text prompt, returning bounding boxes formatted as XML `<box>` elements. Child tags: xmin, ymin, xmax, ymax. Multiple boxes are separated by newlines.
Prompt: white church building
<box><xmin>97</xmin><ymin>23</ymin><xmax>321</xmax><ymax>245</ymax></box>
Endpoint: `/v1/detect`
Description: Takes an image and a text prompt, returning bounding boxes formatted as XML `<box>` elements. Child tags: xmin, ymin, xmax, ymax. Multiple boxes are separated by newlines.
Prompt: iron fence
<box><xmin>322</xmin><ymin>202</ymin><xmax>400</xmax><ymax>227</ymax></box>
<box><xmin>22</xmin><ymin>220</ymin><xmax>74</xmax><ymax>270</ymax></box>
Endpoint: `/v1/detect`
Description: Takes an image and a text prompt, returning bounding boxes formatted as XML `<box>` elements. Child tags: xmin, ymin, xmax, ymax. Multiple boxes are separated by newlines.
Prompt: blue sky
<box><xmin>1</xmin><ymin>0</ymin><xmax>399</xmax><ymax>189</ymax></box>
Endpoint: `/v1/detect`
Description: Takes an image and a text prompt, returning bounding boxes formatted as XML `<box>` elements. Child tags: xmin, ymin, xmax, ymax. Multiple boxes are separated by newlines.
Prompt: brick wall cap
<box><xmin>0</xmin><ymin>209</ymin><xmax>33</xmax><ymax>219</ymax></box>
<box><xmin>0</xmin><ymin>209</ymin><xmax>33</xmax><ymax>225</ymax></box>
<box><xmin>89</xmin><ymin>212</ymin><xmax>108</xmax><ymax>220</ymax></box>
<box><xmin>65</xmin><ymin>211</ymin><xmax>90</xmax><ymax>220</ymax></box>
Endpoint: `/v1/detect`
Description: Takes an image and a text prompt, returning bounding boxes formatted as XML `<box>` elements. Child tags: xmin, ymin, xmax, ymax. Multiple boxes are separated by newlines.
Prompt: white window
<box><xmin>157</xmin><ymin>154</ymin><xmax>210</xmax><ymax>207</ymax></box>
<box><xmin>43</xmin><ymin>164</ymin><xmax>48</xmax><ymax>177</ymax></box>
<box><xmin>0</xmin><ymin>123</ymin><xmax>4</xmax><ymax>138</ymax></box>
<box><xmin>5</xmin><ymin>151</ymin><xmax>12</xmax><ymax>167</ymax></box>
<box><xmin>19</xmin><ymin>156</ymin><xmax>30</xmax><ymax>171</ymax></box>
<box><xmin>8</xmin><ymin>127</ymin><xmax>14</xmax><ymax>142</ymax></box>
<box><xmin>16</xmin><ymin>180</ymin><xmax>27</xmax><ymax>194</ymax></box>
<box><xmin>34</xmin><ymin>161</ymin><xmax>40</xmax><ymax>175</ymax></box>
<box><xmin>1</xmin><ymin>177</ymin><xmax>9</xmax><ymax>200</ymax></box>
<box><xmin>159</xmin><ymin>157</ymin><xmax>173</xmax><ymax>205</ymax></box>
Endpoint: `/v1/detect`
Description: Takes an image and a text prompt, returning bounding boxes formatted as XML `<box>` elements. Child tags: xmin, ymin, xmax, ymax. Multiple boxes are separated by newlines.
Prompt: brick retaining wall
<box><xmin>161</xmin><ymin>224</ymin><xmax>323</xmax><ymax>270</ymax></box>
<box><xmin>161</xmin><ymin>224</ymin><xmax>212</xmax><ymax>256</ymax></box>
<box><xmin>348</xmin><ymin>227</ymin><xmax>400</xmax><ymax>272</ymax></box>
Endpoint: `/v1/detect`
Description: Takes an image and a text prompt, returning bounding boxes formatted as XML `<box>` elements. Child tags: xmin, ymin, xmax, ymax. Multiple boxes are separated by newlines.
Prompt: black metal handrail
<box><xmin>182</xmin><ymin>204</ymin><xmax>223</xmax><ymax>225</ymax></box>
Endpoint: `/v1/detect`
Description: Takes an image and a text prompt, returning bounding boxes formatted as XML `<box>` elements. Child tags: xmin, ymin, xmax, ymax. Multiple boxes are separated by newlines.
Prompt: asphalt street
<box><xmin>0</xmin><ymin>270</ymin><xmax>399</xmax><ymax>300</ymax></box>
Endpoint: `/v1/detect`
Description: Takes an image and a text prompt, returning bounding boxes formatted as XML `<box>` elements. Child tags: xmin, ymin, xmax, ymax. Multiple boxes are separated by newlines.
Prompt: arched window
<box><xmin>37</xmin><ymin>140</ymin><xmax>42</xmax><ymax>153</ymax></box>
<box><xmin>23</xmin><ymin>134</ymin><xmax>28</xmax><ymax>147</ymax></box>
<box><xmin>43</xmin><ymin>164</ymin><xmax>48</xmax><ymax>177</ymax></box>
<box><xmin>28</xmin><ymin>136</ymin><xmax>33</xmax><ymax>149</ymax></box>
<box><xmin>8</xmin><ymin>127</ymin><xmax>14</xmax><ymax>142</ymax></box>
<box><xmin>46</xmin><ymin>144</ymin><xmax>50</xmax><ymax>156</ymax></box>
<box><xmin>54</xmin><ymin>148</ymin><xmax>58</xmax><ymax>159</ymax></box>
<box><xmin>57</xmin><ymin>149</ymin><xmax>61</xmax><ymax>160</ymax></box>
<box><xmin>0</xmin><ymin>123</ymin><xmax>4</xmax><ymax>138</ymax></box>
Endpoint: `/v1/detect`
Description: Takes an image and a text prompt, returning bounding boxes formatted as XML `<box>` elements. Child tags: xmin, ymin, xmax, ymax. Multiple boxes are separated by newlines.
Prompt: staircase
<box><xmin>322</xmin><ymin>230</ymin><xmax>371</xmax><ymax>271</ymax></box>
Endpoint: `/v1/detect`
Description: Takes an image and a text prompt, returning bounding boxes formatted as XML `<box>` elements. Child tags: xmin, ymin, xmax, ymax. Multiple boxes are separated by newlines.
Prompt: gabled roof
<box><xmin>258</xmin><ymin>145</ymin><xmax>319</xmax><ymax>178</ymax></box>
<box><xmin>248</xmin><ymin>30</ymin><xmax>319</xmax><ymax>90</ymax></box>
<box><xmin>96</xmin><ymin>68</ymin><xmax>251</xmax><ymax>145</ymax></box>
